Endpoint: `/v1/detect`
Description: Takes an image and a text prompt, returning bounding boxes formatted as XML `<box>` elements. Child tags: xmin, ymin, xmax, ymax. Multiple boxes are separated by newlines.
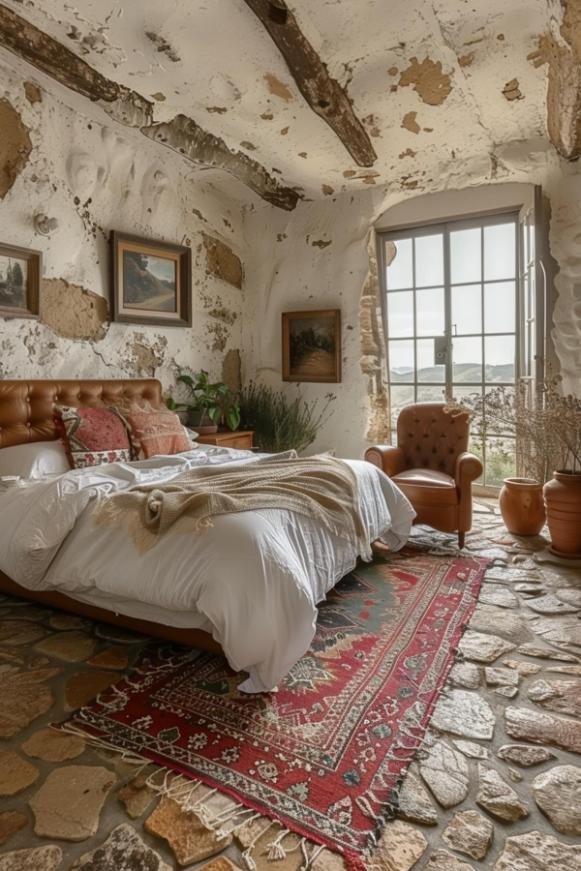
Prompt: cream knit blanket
<box><xmin>94</xmin><ymin>452</ymin><xmax>368</xmax><ymax>553</ymax></box>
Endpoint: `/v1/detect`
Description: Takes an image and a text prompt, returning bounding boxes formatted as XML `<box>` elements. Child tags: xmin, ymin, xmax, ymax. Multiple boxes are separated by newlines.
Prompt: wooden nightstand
<box><xmin>196</xmin><ymin>430</ymin><xmax>254</xmax><ymax>450</ymax></box>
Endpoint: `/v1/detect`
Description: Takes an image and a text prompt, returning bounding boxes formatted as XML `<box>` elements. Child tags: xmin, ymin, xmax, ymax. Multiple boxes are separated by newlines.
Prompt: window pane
<box><xmin>451</xmin><ymin>227</ymin><xmax>481</xmax><ymax>283</ymax></box>
<box><xmin>485</xmin><ymin>436</ymin><xmax>516</xmax><ymax>488</ymax></box>
<box><xmin>452</xmin><ymin>283</ymin><xmax>481</xmax><ymax>335</ymax></box>
<box><xmin>387</xmin><ymin>291</ymin><xmax>413</xmax><ymax>338</ymax></box>
<box><xmin>390</xmin><ymin>385</ymin><xmax>415</xmax><ymax>428</ymax></box>
<box><xmin>453</xmin><ymin>336</ymin><xmax>482</xmax><ymax>382</ymax></box>
<box><xmin>415</xmin><ymin>234</ymin><xmax>444</xmax><ymax>287</ymax></box>
<box><xmin>416</xmin><ymin>287</ymin><xmax>445</xmax><ymax>337</ymax></box>
<box><xmin>484</xmin><ymin>222</ymin><xmax>516</xmax><ymax>281</ymax></box>
<box><xmin>389</xmin><ymin>339</ymin><xmax>414</xmax><ymax>381</ymax></box>
<box><xmin>386</xmin><ymin>238</ymin><xmax>413</xmax><ymax>290</ymax></box>
<box><xmin>484</xmin><ymin>281</ymin><xmax>515</xmax><ymax>333</ymax></box>
<box><xmin>417</xmin><ymin>339</ymin><xmax>445</xmax><ymax>382</ymax></box>
<box><xmin>485</xmin><ymin>335</ymin><xmax>515</xmax><ymax>382</ymax></box>
<box><xmin>417</xmin><ymin>385</ymin><xmax>446</xmax><ymax>402</ymax></box>
<box><xmin>453</xmin><ymin>385</ymin><xmax>482</xmax><ymax>403</ymax></box>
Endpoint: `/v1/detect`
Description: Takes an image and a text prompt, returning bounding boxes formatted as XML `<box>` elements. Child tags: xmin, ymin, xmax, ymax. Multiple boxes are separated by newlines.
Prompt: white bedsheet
<box><xmin>0</xmin><ymin>446</ymin><xmax>415</xmax><ymax>692</ymax></box>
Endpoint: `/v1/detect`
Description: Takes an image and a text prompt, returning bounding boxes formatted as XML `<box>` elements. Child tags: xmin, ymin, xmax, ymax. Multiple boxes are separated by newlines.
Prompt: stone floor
<box><xmin>0</xmin><ymin>504</ymin><xmax>580</xmax><ymax>871</ymax></box>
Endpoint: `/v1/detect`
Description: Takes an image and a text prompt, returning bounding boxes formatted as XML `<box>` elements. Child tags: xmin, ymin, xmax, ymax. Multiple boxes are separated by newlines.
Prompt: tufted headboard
<box><xmin>0</xmin><ymin>379</ymin><xmax>163</xmax><ymax>449</ymax></box>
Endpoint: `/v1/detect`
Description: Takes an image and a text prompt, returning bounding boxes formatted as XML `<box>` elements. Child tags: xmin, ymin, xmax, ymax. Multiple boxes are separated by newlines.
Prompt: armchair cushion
<box><xmin>393</xmin><ymin>469</ymin><xmax>455</xmax><ymax>489</ymax></box>
<box><xmin>393</xmin><ymin>469</ymin><xmax>458</xmax><ymax>506</ymax></box>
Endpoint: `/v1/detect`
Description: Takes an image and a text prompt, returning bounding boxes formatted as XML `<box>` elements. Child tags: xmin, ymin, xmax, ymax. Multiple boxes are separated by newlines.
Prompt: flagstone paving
<box><xmin>0</xmin><ymin>506</ymin><xmax>580</xmax><ymax>870</ymax></box>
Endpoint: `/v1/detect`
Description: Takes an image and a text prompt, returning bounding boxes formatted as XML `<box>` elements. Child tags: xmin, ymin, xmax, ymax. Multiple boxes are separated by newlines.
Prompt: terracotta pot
<box><xmin>499</xmin><ymin>477</ymin><xmax>545</xmax><ymax>536</ymax></box>
<box><xmin>543</xmin><ymin>471</ymin><xmax>581</xmax><ymax>557</ymax></box>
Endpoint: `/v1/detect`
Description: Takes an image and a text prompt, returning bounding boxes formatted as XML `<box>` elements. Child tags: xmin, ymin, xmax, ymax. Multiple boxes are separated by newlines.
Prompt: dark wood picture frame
<box><xmin>0</xmin><ymin>242</ymin><xmax>41</xmax><ymax>319</ymax></box>
<box><xmin>110</xmin><ymin>231</ymin><xmax>192</xmax><ymax>327</ymax></box>
<box><xmin>282</xmin><ymin>309</ymin><xmax>342</xmax><ymax>383</ymax></box>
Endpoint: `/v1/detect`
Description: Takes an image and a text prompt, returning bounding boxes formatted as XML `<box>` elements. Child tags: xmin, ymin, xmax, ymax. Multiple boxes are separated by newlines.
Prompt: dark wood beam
<box><xmin>242</xmin><ymin>0</ymin><xmax>377</xmax><ymax>167</ymax></box>
<box><xmin>0</xmin><ymin>2</ymin><xmax>299</xmax><ymax>210</ymax></box>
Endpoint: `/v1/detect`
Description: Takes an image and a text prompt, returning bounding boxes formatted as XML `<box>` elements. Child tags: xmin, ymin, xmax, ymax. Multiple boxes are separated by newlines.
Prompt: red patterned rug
<box><xmin>64</xmin><ymin>548</ymin><xmax>487</xmax><ymax>867</ymax></box>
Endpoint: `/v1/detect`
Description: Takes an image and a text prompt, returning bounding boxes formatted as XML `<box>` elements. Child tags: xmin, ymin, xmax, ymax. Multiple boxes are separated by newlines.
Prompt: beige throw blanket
<box><xmin>94</xmin><ymin>452</ymin><xmax>368</xmax><ymax>553</ymax></box>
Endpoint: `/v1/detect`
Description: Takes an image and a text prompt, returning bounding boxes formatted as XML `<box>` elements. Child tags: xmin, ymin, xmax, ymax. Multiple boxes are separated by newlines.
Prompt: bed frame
<box><xmin>0</xmin><ymin>378</ymin><xmax>222</xmax><ymax>654</ymax></box>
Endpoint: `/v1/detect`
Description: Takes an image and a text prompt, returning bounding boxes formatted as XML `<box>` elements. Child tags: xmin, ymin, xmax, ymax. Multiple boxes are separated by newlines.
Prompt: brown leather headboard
<box><xmin>0</xmin><ymin>379</ymin><xmax>163</xmax><ymax>449</ymax></box>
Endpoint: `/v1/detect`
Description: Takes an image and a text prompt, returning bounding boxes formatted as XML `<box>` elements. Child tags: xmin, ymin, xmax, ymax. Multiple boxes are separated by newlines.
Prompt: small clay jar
<box><xmin>499</xmin><ymin>477</ymin><xmax>545</xmax><ymax>536</ymax></box>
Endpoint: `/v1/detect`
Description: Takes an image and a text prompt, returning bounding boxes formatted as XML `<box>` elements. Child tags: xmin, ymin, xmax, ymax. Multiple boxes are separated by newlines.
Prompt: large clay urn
<box><xmin>543</xmin><ymin>471</ymin><xmax>581</xmax><ymax>557</ymax></box>
<box><xmin>499</xmin><ymin>478</ymin><xmax>545</xmax><ymax>536</ymax></box>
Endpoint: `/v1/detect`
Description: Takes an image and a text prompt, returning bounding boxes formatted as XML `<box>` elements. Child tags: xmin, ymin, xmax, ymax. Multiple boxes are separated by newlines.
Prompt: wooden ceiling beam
<box><xmin>242</xmin><ymin>0</ymin><xmax>377</xmax><ymax>167</ymax></box>
<box><xmin>0</xmin><ymin>2</ymin><xmax>299</xmax><ymax>210</ymax></box>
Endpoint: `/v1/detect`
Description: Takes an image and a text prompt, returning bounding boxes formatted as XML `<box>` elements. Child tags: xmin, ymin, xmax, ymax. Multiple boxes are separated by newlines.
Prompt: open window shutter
<box><xmin>518</xmin><ymin>185</ymin><xmax>558</xmax><ymax>391</ymax></box>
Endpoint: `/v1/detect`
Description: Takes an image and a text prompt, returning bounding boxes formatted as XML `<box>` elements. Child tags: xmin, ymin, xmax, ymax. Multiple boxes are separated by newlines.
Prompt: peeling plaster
<box><xmin>222</xmin><ymin>348</ymin><xmax>242</xmax><ymax>391</ymax></box>
<box><xmin>202</xmin><ymin>234</ymin><xmax>244</xmax><ymax>289</ymax></box>
<box><xmin>129</xmin><ymin>333</ymin><xmax>168</xmax><ymax>376</ymax></box>
<box><xmin>398</xmin><ymin>57</ymin><xmax>453</xmax><ymax>106</ymax></box>
<box><xmin>40</xmin><ymin>278</ymin><xmax>108</xmax><ymax>342</ymax></box>
<box><xmin>264</xmin><ymin>73</ymin><xmax>293</xmax><ymax>102</ymax></box>
<box><xmin>0</xmin><ymin>59</ymin><xmax>245</xmax><ymax>394</ymax></box>
<box><xmin>401</xmin><ymin>111</ymin><xmax>420</xmax><ymax>134</ymax></box>
<box><xmin>503</xmin><ymin>78</ymin><xmax>523</xmax><ymax>101</ymax></box>
<box><xmin>0</xmin><ymin>98</ymin><xmax>32</xmax><ymax>199</ymax></box>
<box><xmin>23</xmin><ymin>80</ymin><xmax>42</xmax><ymax>104</ymax></box>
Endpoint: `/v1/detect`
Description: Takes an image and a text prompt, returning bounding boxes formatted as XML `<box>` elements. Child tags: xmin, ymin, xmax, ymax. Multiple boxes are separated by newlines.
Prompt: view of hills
<box><xmin>390</xmin><ymin>363</ymin><xmax>514</xmax><ymax>383</ymax></box>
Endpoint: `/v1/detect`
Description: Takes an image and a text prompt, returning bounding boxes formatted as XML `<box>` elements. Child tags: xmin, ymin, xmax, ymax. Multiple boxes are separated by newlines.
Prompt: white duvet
<box><xmin>0</xmin><ymin>446</ymin><xmax>415</xmax><ymax>692</ymax></box>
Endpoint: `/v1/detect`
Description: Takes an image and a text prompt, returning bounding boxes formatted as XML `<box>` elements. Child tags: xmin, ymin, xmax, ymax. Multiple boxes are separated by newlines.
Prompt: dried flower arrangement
<box><xmin>447</xmin><ymin>376</ymin><xmax>581</xmax><ymax>484</ymax></box>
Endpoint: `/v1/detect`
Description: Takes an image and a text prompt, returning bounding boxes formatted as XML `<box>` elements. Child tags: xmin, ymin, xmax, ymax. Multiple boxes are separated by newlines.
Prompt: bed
<box><xmin>0</xmin><ymin>378</ymin><xmax>415</xmax><ymax>692</ymax></box>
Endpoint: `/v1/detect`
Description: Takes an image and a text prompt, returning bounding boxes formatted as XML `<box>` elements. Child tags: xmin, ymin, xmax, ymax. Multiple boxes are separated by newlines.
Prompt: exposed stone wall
<box><xmin>0</xmin><ymin>58</ymin><xmax>246</xmax><ymax>393</ymax></box>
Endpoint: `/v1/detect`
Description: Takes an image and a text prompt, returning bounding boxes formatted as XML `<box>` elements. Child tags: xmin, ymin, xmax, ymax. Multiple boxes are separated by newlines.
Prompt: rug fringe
<box><xmin>52</xmin><ymin>721</ymin><xmax>347</xmax><ymax>868</ymax></box>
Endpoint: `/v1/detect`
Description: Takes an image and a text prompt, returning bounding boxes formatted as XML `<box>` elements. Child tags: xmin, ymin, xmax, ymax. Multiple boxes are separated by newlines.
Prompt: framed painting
<box><xmin>282</xmin><ymin>309</ymin><xmax>342</xmax><ymax>383</ymax></box>
<box><xmin>0</xmin><ymin>242</ymin><xmax>41</xmax><ymax>319</ymax></box>
<box><xmin>111</xmin><ymin>231</ymin><xmax>192</xmax><ymax>326</ymax></box>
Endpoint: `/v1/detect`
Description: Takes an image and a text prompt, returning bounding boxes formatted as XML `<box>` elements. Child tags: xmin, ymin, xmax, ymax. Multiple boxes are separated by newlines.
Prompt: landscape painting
<box><xmin>0</xmin><ymin>243</ymin><xmax>40</xmax><ymax>319</ymax></box>
<box><xmin>282</xmin><ymin>309</ymin><xmax>341</xmax><ymax>382</ymax></box>
<box><xmin>111</xmin><ymin>232</ymin><xmax>192</xmax><ymax>326</ymax></box>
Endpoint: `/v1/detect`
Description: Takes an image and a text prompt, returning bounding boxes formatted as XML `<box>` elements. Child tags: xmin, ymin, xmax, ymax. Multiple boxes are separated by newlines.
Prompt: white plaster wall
<box><xmin>244</xmin><ymin>160</ymin><xmax>581</xmax><ymax>460</ymax></box>
<box><xmin>243</xmin><ymin>188</ymin><xmax>386</xmax><ymax>460</ymax></box>
<box><xmin>0</xmin><ymin>57</ymin><xmax>246</xmax><ymax>395</ymax></box>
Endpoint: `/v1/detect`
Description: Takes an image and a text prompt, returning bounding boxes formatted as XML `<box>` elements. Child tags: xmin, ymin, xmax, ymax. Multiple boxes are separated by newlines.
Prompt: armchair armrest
<box><xmin>455</xmin><ymin>451</ymin><xmax>483</xmax><ymax>489</ymax></box>
<box><xmin>364</xmin><ymin>445</ymin><xmax>406</xmax><ymax>477</ymax></box>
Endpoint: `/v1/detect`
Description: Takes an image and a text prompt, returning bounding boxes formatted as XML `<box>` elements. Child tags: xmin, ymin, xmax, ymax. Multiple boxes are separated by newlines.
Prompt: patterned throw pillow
<box><xmin>55</xmin><ymin>405</ymin><xmax>132</xmax><ymax>469</ymax></box>
<box><xmin>114</xmin><ymin>403</ymin><xmax>191</xmax><ymax>459</ymax></box>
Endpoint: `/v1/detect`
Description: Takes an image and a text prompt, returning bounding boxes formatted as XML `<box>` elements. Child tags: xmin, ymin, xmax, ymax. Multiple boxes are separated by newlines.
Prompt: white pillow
<box><xmin>0</xmin><ymin>441</ymin><xmax>70</xmax><ymax>479</ymax></box>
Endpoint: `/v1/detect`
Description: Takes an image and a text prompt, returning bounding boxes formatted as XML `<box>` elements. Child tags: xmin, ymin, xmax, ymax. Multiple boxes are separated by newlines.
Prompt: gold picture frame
<box><xmin>0</xmin><ymin>242</ymin><xmax>41</xmax><ymax>319</ymax></box>
<box><xmin>282</xmin><ymin>309</ymin><xmax>342</xmax><ymax>383</ymax></box>
<box><xmin>111</xmin><ymin>231</ymin><xmax>192</xmax><ymax>327</ymax></box>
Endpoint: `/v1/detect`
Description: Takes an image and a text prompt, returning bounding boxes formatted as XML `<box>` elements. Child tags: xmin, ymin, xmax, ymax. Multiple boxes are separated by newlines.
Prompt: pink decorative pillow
<box><xmin>55</xmin><ymin>405</ymin><xmax>132</xmax><ymax>469</ymax></box>
<box><xmin>115</xmin><ymin>405</ymin><xmax>191</xmax><ymax>459</ymax></box>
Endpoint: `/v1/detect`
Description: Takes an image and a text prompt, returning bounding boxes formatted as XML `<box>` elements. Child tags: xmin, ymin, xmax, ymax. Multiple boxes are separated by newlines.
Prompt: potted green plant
<box><xmin>167</xmin><ymin>370</ymin><xmax>241</xmax><ymax>435</ymax></box>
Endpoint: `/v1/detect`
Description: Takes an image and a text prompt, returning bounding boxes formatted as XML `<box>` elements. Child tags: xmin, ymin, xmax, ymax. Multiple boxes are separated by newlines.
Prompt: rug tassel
<box><xmin>53</xmin><ymin>722</ymin><xmax>148</xmax><ymax>767</ymax></box>
<box><xmin>267</xmin><ymin>828</ymin><xmax>290</xmax><ymax>861</ymax></box>
<box><xmin>241</xmin><ymin>848</ymin><xmax>258</xmax><ymax>871</ymax></box>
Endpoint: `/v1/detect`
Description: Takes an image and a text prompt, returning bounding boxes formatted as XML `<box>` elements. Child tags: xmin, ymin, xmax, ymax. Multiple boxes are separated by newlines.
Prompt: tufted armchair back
<box><xmin>396</xmin><ymin>402</ymin><xmax>470</xmax><ymax>477</ymax></box>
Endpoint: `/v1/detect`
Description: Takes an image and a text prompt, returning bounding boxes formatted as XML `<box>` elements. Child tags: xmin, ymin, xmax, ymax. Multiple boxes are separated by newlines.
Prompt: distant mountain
<box><xmin>391</xmin><ymin>363</ymin><xmax>514</xmax><ymax>384</ymax></box>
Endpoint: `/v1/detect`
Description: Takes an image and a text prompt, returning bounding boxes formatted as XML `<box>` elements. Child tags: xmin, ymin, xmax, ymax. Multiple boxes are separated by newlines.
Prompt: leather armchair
<box><xmin>365</xmin><ymin>403</ymin><xmax>483</xmax><ymax>547</ymax></box>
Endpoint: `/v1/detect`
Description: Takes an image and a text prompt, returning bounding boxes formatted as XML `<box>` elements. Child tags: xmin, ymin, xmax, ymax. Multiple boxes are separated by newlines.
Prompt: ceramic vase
<box><xmin>543</xmin><ymin>471</ymin><xmax>581</xmax><ymax>557</ymax></box>
<box><xmin>499</xmin><ymin>477</ymin><xmax>545</xmax><ymax>536</ymax></box>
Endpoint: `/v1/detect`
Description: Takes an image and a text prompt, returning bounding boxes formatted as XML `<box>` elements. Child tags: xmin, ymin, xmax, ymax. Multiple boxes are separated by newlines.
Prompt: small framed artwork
<box><xmin>282</xmin><ymin>309</ymin><xmax>342</xmax><ymax>382</ymax></box>
<box><xmin>0</xmin><ymin>242</ymin><xmax>41</xmax><ymax>319</ymax></box>
<box><xmin>111</xmin><ymin>231</ymin><xmax>192</xmax><ymax>326</ymax></box>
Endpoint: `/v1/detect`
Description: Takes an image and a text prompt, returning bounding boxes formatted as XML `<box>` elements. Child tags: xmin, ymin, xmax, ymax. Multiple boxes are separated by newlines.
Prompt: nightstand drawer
<box><xmin>196</xmin><ymin>430</ymin><xmax>254</xmax><ymax>450</ymax></box>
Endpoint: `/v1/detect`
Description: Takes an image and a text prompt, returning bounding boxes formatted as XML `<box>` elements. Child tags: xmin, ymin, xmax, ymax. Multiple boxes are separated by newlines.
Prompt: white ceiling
<box><xmin>4</xmin><ymin>0</ymin><xmax>552</xmax><ymax>202</ymax></box>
